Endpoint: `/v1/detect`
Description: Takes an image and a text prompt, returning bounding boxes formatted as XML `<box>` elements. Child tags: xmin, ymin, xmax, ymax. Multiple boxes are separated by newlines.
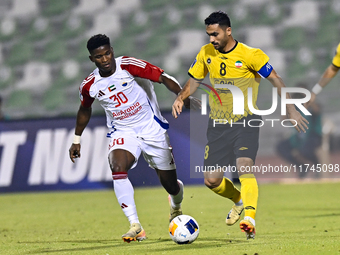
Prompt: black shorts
<box><xmin>204</xmin><ymin>114</ymin><xmax>261</xmax><ymax>168</ymax></box>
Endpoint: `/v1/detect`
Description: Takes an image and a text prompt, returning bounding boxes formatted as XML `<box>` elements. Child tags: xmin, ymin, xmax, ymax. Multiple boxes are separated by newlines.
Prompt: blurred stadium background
<box><xmin>1</xmin><ymin>0</ymin><xmax>340</xmax><ymax>116</ymax></box>
<box><xmin>0</xmin><ymin>0</ymin><xmax>339</xmax><ymax>176</ymax></box>
<box><xmin>1</xmin><ymin>2</ymin><xmax>340</xmax><ymax>252</ymax></box>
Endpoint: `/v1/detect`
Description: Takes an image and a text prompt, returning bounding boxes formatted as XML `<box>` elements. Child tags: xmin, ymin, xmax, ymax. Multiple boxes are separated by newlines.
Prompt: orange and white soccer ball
<box><xmin>169</xmin><ymin>215</ymin><xmax>199</xmax><ymax>244</ymax></box>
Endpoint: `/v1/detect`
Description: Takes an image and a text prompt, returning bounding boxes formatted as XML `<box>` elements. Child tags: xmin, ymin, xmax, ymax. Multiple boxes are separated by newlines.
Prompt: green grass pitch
<box><xmin>1</xmin><ymin>182</ymin><xmax>340</xmax><ymax>255</ymax></box>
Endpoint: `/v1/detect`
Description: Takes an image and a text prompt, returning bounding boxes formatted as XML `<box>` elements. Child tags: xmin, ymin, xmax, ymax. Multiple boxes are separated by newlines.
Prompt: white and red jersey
<box><xmin>79</xmin><ymin>56</ymin><xmax>170</xmax><ymax>137</ymax></box>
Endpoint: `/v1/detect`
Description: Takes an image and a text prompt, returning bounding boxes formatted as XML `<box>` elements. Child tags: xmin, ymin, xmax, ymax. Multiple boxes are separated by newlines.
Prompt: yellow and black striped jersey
<box><xmin>188</xmin><ymin>41</ymin><xmax>270</xmax><ymax>122</ymax></box>
<box><xmin>332</xmin><ymin>43</ymin><xmax>340</xmax><ymax>68</ymax></box>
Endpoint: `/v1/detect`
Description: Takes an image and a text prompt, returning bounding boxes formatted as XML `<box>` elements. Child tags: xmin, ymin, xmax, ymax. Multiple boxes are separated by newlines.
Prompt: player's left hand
<box><xmin>287</xmin><ymin>109</ymin><xmax>309</xmax><ymax>133</ymax></box>
<box><xmin>69</xmin><ymin>143</ymin><xmax>81</xmax><ymax>163</ymax></box>
<box><xmin>183</xmin><ymin>96</ymin><xmax>201</xmax><ymax>109</ymax></box>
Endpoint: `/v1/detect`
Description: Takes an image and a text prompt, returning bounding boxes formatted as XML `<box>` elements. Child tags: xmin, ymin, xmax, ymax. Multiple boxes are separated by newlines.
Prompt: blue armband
<box><xmin>257</xmin><ymin>62</ymin><xmax>273</xmax><ymax>78</ymax></box>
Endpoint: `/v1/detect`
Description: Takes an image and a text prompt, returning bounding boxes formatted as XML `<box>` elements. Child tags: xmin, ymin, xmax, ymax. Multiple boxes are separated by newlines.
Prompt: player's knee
<box><xmin>237</xmin><ymin>157</ymin><xmax>253</xmax><ymax>169</ymax></box>
<box><xmin>204</xmin><ymin>178</ymin><xmax>221</xmax><ymax>189</ymax></box>
<box><xmin>109</xmin><ymin>162</ymin><xmax>129</xmax><ymax>173</ymax></box>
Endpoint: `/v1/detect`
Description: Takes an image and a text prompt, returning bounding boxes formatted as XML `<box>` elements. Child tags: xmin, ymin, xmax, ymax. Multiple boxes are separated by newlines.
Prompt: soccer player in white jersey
<box><xmin>69</xmin><ymin>34</ymin><xmax>195</xmax><ymax>242</ymax></box>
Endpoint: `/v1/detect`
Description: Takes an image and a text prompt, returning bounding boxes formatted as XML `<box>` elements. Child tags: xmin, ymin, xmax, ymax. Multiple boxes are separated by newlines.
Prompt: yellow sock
<box><xmin>239</xmin><ymin>174</ymin><xmax>258</xmax><ymax>220</ymax></box>
<box><xmin>211</xmin><ymin>177</ymin><xmax>241</xmax><ymax>203</ymax></box>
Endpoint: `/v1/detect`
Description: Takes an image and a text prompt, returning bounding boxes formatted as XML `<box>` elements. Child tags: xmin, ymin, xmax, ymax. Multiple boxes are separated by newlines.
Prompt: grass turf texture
<box><xmin>1</xmin><ymin>183</ymin><xmax>339</xmax><ymax>255</ymax></box>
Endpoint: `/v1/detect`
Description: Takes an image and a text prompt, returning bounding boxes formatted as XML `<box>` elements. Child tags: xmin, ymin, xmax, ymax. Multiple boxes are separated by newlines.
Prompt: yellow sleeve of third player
<box><xmin>332</xmin><ymin>43</ymin><xmax>340</xmax><ymax>67</ymax></box>
<box><xmin>188</xmin><ymin>47</ymin><xmax>208</xmax><ymax>80</ymax></box>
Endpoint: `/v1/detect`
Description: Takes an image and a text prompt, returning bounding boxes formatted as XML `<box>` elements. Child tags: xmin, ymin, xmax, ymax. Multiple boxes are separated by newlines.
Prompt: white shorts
<box><xmin>108</xmin><ymin>131</ymin><xmax>176</xmax><ymax>170</ymax></box>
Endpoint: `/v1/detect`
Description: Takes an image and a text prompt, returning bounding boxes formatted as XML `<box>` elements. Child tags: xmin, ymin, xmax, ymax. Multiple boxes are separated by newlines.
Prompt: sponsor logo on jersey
<box><xmin>235</xmin><ymin>61</ymin><xmax>243</xmax><ymax>68</ymax></box>
<box><xmin>207</xmin><ymin>57</ymin><xmax>211</xmax><ymax>64</ymax></box>
<box><xmin>108</xmin><ymin>84</ymin><xmax>116</xmax><ymax>92</ymax></box>
<box><xmin>112</xmin><ymin>102</ymin><xmax>142</xmax><ymax>120</ymax></box>
<box><xmin>122</xmin><ymin>82</ymin><xmax>128</xmax><ymax>87</ymax></box>
<box><xmin>245</xmin><ymin>206</ymin><xmax>256</xmax><ymax>210</ymax></box>
<box><xmin>121</xmin><ymin>203</ymin><xmax>128</xmax><ymax>209</ymax></box>
<box><xmin>239</xmin><ymin>147</ymin><xmax>248</xmax><ymax>150</ymax></box>
<box><xmin>98</xmin><ymin>90</ymin><xmax>105</xmax><ymax>97</ymax></box>
<box><xmin>191</xmin><ymin>58</ymin><xmax>197</xmax><ymax>68</ymax></box>
<box><xmin>213</xmin><ymin>78</ymin><xmax>234</xmax><ymax>85</ymax></box>
<box><xmin>220</xmin><ymin>56</ymin><xmax>228</xmax><ymax>60</ymax></box>
<box><xmin>216</xmin><ymin>89</ymin><xmax>231</xmax><ymax>95</ymax></box>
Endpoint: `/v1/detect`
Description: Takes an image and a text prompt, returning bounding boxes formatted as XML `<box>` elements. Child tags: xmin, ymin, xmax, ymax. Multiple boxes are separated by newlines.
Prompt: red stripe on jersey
<box><xmin>80</xmin><ymin>74</ymin><xmax>95</xmax><ymax>108</ymax></box>
<box><xmin>112</xmin><ymin>172</ymin><xmax>128</xmax><ymax>180</ymax></box>
<box><xmin>121</xmin><ymin>56</ymin><xmax>163</xmax><ymax>82</ymax></box>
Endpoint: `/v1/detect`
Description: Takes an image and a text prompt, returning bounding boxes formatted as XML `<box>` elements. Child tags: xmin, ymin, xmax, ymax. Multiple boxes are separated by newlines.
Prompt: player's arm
<box><xmin>69</xmin><ymin>77</ymin><xmax>94</xmax><ymax>163</ymax></box>
<box><xmin>308</xmin><ymin>64</ymin><xmax>340</xmax><ymax>106</ymax></box>
<box><xmin>69</xmin><ymin>105</ymin><xmax>92</xmax><ymax>163</ymax></box>
<box><xmin>266</xmin><ymin>69</ymin><xmax>309</xmax><ymax>133</ymax></box>
<box><xmin>172</xmin><ymin>77</ymin><xmax>200</xmax><ymax>118</ymax></box>
<box><xmin>121</xmin><ymin>57</ymin><xmax>198</xmax><ymax>110</ymax></box>
<box><xmin>172</xmin><ymin>49</ymin><xmax>206</xmax><ymax>118</ymax></box>
<box><xmin>159</xmin><ymin>73</ymin><xmax>201</xmax><ymax>111</ymax></box>
<box><xmin>159</xmin><ymin>73</ymin><xmax>182</xmax><ymax>94</ymax></box>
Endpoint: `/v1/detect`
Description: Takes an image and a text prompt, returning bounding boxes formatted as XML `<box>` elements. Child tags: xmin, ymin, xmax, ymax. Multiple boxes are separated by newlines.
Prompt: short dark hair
<box><xmin>87</xmin><ymin>34</ymin><xmax>110</xmax><ymax>53</ymax></box>
<box><xmin>204</xmin><ymin>11</ymin><xmax>231</xmax><ymax>28</ymax></box>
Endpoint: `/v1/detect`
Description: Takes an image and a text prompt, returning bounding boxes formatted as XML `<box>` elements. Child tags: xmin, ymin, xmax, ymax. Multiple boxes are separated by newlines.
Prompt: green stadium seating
<box><xmin>173</xmin><ymin>0</ymin><xmax>205</xmax><ymax>8</ymax></box>
<box><xmin>41</xmin><ymin>0</ymin><xmax>72</xmax><ymax>16</ymax></box>
<box><xmin>0</xmin><ymin>67</ymin><xmax>13</xmax><ymax>90</ymax></box>
<box><xmin>75</xmin><ymin>38</ymin><xmax>91</xmax><ymax>62</ymax></box>
<box><xmin>43</xmin><ymin>87</ymin><xmax>66</xmax><ymax>111</ymax></box>
<box><xmin>277</xmin><ymin>27</ymin><xmax>307</xmax><ymax>49</ymax></box>
<box><xmin>0</xmin><ymin>19</ymin><xmax>17</xmax><ymax>42</ymax></box>
<box><xmin>25</xmin><ymin>18</ymin><xmax>50</xmax><ymax>41</ymax></box>
<box><xmin>142</xmin><ymin>0</ymin><xmax>167</xmax><ymax>11</ymax></box>
<box><xmin>1</xmin><ymin>0</ymin><xmax>340</xmax><ymax>119</ymax></box>
<box><xmin>256</xmin><ymin>4</ymin><xmax>283</xmax><ymax>25</ymax></box>
<box><xmin>7</xmin><ymin>89</ymin><xmax>33</xmax><ymax>109</ymax></box>
<box><xmin>143</xmin><ymin>34</ymin><xmax>170</xmax><ymax>57</ymax></box>
<box><xmin>7</xmin><ymin>42</ymin><xmax>34</xmax><ymax>66</ymax></box>
<box><xmin>42</xmin><ymin>39</ymin><xmax>67</xmax><ymax>62</ymax></box>
<box><xmin>313</xmin><ymin>18</ymin><xmax>340</xmax><ymax>48</ymax></box>
<box><xmin>58</xmin><ymin>16</ymin><xmax>86</xmax><ymax>39</ymax></box>
<box><xmin>112</xmin><ymin>36</ymin><xmax>137</xmax><ymax>57</ymax></box>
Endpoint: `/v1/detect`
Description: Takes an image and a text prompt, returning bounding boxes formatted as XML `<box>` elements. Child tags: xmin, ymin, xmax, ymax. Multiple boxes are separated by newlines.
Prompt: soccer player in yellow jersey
<box><xmin>307</xmin><ymin>43</ymin><xmax>340</xmax><ymax>106</ymax></box>
<box><xmin>172</xmin><ymin>11</ymin><xmax>308</xmax><ymax>239</ymax></box>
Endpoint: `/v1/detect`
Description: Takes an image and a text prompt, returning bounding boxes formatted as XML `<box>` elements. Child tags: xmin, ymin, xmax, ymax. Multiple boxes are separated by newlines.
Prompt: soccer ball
<box><xmin>169</xmin><ymin>215</ymin><xmax>199</xmax><ymax>244</ymax></box>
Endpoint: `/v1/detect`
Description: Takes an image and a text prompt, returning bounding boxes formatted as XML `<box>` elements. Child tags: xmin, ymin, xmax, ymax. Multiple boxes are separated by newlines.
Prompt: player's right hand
<box><xmin>172</xmin><ymin>97</ymin><xmax>184</xmax><ymax>119</ymax></box>
<box><xmin>69</xmin><ymin>144</ymin><xmax>81</xmax><ymax>163</ymax></box>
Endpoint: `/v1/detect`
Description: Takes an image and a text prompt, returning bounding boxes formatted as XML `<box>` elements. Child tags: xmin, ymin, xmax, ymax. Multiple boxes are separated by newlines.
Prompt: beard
<box><xmin>212</xmin><ymin>40</ymin><xmax>228</xmax><ymax>53</ymax></box>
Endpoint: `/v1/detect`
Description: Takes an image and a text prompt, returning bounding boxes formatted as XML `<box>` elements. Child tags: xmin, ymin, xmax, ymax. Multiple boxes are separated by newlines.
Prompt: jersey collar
<box><xmin>219</xmin><ymin>40</ymin><xmax>238</xmax><ymax>54</ymax></box>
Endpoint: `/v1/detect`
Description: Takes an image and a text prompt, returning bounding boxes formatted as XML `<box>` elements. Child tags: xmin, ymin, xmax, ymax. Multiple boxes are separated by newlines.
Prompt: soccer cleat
<box><xmin>239</xmin><ymin>218</ymin><xmax>256</xmax><ymax>240</ymax></box>
<box><xmin>122</xmin><ymin>223</ymin><xmax>146</xmax><ymax>243</ymax></box>
<box><xmin>168</xmin><ymin>195</ymin><xmax>182</xmax><ymax>222</ymax></box>
<box><xmin>225</xmin><ymin>204</ymin><xmax>244</xmax><ymax>226</ymax></box>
